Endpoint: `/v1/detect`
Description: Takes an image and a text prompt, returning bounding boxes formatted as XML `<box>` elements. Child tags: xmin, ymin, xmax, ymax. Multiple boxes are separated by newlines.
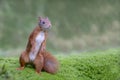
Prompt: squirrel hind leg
<box><xmin>44</xmin><ymin>60</ymin><xmax>59</xmax><ymax>74</ymax></box>
<box><xmin>17</xmin><ymin>51</ymin><xmax>27</xmax><ymax>70</ymax></box>
<box><xmin>34</xmin><ymin>54</ymin><xmax>44</xmax><ymax>74</ymax></box>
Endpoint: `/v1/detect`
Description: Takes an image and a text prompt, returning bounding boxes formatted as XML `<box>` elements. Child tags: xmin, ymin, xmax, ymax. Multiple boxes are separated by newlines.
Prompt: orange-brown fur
<box><xmin>42</xmin><ymin>51</ymin><xmax>59</xmax><ymax>74</ymax></box>
<box><xmin>17</xmin><ymin>26</ymin><xmax>59</xmax><ymax>74</ymax></box>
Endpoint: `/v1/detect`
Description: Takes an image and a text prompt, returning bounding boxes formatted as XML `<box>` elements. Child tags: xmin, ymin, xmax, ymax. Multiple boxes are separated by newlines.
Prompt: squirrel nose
<box><xmin>49</xmin><ymin>24</ymin><xmax>52</xmax><ymax>27</ymax></box>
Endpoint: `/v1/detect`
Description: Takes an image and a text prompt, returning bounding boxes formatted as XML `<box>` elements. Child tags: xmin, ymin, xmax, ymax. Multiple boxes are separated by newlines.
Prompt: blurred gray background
<box><xmin>0</xmin><ymin>0</ymin><xmax>120</xmax><ymax>56</ymax></box>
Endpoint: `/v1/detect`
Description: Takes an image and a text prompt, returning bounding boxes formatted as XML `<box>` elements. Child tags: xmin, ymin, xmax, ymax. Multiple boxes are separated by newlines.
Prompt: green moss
<box><xmin>0</xmin><ymin>49</ymin><xmax>120</xmax><ymax>80</ymax></box>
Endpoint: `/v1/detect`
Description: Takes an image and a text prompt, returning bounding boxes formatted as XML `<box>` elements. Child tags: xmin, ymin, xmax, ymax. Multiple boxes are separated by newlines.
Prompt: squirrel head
<box><xmin>38</xmin><ymin>17</ymin><xmax>52</xmax><ymax>30</ymax></box>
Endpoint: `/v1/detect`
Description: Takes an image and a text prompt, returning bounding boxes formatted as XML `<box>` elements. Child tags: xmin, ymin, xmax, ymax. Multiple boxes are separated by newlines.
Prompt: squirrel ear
<box><xmin>38</xmin><ymin>16</ymin><xmax>42</xmax><ymax>20</ymax></box>
<box><xmin>46</xmin><ymin>17</ymin><xmax>49</xmax><ymax>20</ymax></box>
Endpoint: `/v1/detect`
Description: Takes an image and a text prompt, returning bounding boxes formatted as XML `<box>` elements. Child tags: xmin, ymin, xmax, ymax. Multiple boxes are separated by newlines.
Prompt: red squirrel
<box><xmin>17</xmin><ymin>17</ymin><xmax>59</xmax><ymax>74</ymax></box>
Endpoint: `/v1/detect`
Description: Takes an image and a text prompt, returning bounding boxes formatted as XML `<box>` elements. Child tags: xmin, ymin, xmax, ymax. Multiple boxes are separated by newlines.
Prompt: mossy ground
<box><xmin>0</xmin><ymin>49</ymin><xmax>120</xmax><ymax>80</ymax></box>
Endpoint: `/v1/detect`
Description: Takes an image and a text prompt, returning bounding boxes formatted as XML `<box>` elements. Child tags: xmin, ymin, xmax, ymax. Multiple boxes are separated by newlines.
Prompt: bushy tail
<box><xmin>43</xmin><ymin>51</ymin><xmax>59</xmax><ymax>74</ymax></box>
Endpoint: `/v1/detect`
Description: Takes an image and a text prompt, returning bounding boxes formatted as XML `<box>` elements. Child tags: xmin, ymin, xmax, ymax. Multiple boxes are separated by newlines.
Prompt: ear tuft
<box><xmin>38</xmin><ymin>16</ymin><xmax>42</xmax><ymax>20</ymax></box>
<box><xmin>46</xmin><ymin>17</ymin><xmax>49</xmax><ymax>20</ymax></box>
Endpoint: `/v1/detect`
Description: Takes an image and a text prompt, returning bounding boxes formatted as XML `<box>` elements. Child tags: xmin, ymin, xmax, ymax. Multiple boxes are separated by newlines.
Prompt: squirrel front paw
<box><xmin>16</xmin><ymin>67</ymin><xmax>24</xmax><ymax>70</ymax></box>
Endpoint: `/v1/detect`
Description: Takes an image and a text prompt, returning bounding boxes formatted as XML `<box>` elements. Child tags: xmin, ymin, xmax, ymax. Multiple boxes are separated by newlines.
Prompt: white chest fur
<box><xmin>29</xmin><ymin>31</ymin><xmax>45</xmax><ymax>61</ymax></box>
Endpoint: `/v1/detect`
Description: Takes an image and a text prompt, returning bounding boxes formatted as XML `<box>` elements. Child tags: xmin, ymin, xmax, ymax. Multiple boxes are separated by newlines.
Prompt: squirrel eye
<box><xmin>42</xmin><ymin>21</ymin><xmax>45</xmax><ymax>24</ymax></box>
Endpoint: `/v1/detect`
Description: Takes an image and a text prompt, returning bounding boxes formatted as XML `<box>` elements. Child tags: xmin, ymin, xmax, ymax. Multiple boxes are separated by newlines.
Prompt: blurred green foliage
<box><xmin>0</xmin><ymin>0</ymin><xmax>120</xmax><ymax>52</ymax></box>
<box><xmin>0</xmin><ymin>49</ymin><xmax>120</xmax><ymax>80</ymax></box>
